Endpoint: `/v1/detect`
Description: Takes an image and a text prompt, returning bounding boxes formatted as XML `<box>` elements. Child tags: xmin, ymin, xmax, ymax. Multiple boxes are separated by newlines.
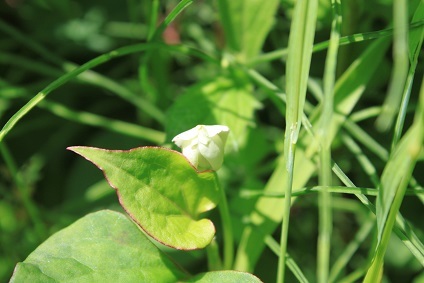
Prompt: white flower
<box><xmin>172</xmin><ymin>125</ymin><xmax>230</xmax><ymax>171</ymax></box>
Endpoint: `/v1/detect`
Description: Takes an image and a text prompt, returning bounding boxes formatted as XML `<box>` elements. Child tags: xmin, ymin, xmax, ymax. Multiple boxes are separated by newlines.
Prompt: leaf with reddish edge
<box><xmin>67</xmin><ymin>146</ymin><xmax>220</xmax><ymax>250</ymax></box>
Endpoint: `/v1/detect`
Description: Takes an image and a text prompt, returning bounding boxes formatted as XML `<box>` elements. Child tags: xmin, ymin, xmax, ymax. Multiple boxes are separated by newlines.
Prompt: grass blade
<box><xmin>235</xmin><ymin>36</ymin><xmax>390</xmax><ymax>273</ymax></box>
<box><xmin>365</xmin><ymin>76</ymin><xmax>424</xmax><ymax>282</ymax></box>
<box><xmin>0</xmin><ymin>43</ymin><xmax>156</xmax><ymax>142</ymax></box>
<box><xmin>316</xmin><ymin>0</ymin><xmax>341</xmax><ymax>281</ymax></box>
<box><xmin>375</xmin><ymin>0</ymin><xmax>409</xmax><ymax>131</ymax></box>
<box><xmin>278</xmin><ymin>0</ymin><xmax>318</xmax><ymax>282</ymax></box>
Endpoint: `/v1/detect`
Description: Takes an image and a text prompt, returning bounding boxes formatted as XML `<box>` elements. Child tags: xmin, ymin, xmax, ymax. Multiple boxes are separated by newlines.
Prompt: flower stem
<box><xmin>277</xmin><ymin>141</ymin><xmax>296</xmax><ymax>283</ymax></box>
<box><xmin>206</xmin><ymin>238</ymin><xmax>223</xmax><ymax>271</ymax></box>
<box><xmin>216</xmin><ymin>173</ymin><xmax>234</xmax><ymax>270</ymax></box>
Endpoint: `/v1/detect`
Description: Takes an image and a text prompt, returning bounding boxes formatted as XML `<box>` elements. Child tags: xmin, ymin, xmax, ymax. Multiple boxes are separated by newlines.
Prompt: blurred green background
<box><xmin>1</xmin><ymin>0</ymin><xmax>423</xmax><ymax>282</ymax></box>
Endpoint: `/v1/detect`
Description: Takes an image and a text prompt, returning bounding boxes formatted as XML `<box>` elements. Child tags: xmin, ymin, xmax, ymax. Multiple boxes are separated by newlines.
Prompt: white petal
<box><xmin>172</xmin><ymin>124</ymin><xmax>230</xmax><ymax>171</ymax></box>
<box><xmin>204</xmin><ymin>125</ymin><xmax>230</xmax><ymax>138</ymax></box>
<box><xmin>172</xmin><ymin>125</ymin><xmax>201</xmax><ymax>147</ymax></box>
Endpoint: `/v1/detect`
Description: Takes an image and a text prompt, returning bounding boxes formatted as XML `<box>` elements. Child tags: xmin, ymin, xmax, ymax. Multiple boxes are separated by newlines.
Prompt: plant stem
<box><xmin>317</xmin><ymin>149</ymin><xmax>332</xmax><ymax>283</ymax></box>
<box><xmin>206</xmin><ymin>238</ymin><xmax>223</xmax><ymax>271</ymax></box>
<box><xmin>277</xmin><ymin>141</ymin><xmax>296</xmax><ymax>283</ymax></box>
<box><xmin>317</xmin><ymin>0</ymin><xmax>341</xmax><ymax>280</ymax></box>
<box><xmin>216</xmin><ymin>173</ymin><xmax>234</xmax><ymax>270</ymax></box>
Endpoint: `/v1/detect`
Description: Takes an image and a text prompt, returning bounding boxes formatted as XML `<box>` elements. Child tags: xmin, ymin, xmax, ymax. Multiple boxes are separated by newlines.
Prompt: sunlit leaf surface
<box><xmin>68</xmin><ymin>146</ymin><xmax>220</xmax><ymax>250</ymax></box>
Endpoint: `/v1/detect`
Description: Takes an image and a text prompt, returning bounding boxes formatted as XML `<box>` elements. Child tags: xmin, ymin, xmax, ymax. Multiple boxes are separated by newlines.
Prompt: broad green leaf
<box><xmin>10</xmin><ymin>210</ymin><xmax>187</xmax><ymax>282</ymax></box>
<box><xmin>166</xmin><ymin>76</ymin><xmax>261</xmax><ymax>151</ymax></box>
<box><xmin>68</xmin><ymin>146</ymin><xmax>220</xmax><ymax>250</ymax></box>
<box><xmin>217</xmin><ymin>0</ymin><xmax>279</xmax><ymax>61</ymax></box>
<box><xmin>181</xmin><ymin>270</ymin><xmax>262</xmax><ymax>283</ymax></box>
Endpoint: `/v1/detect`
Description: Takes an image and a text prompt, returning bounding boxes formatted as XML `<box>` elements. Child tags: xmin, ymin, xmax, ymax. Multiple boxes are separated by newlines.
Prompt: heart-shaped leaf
<box><xmin>10</xmin><ymin>210</ymin><xmax>187</xmax><ymax>282</ymax></box>
<box><xmin>68</xmin><ymin>146</ymin><xmax>220</xmax><ymax>250</ymax></box>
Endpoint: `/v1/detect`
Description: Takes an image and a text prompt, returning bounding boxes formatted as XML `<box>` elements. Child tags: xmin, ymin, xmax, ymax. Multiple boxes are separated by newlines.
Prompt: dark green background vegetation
<box><xmin>1</xmin><ymin>0</ymin><xmax>423</xmax><ymax>282</ymax></box>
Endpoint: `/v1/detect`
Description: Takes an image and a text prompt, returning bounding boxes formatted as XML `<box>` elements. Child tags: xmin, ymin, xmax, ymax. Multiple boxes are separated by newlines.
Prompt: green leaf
<box><xmin>166</xmin><ymin>76</ymin><xmax>261</xmax><ymax>151</ymax></box>
<box><xmin>217</xmin><ymin>0</ymin><xmax>279</xmax><ymax>61</ymax></box>
<box><xmin>10</xmin><ymin>210</ymin><xmax>187</xmax><ymax>282</ymax></box>
<box><xmin>68</xmin><ymin>146</ymin><xmax>220</xmax><ymax>250</ymax></box>
<box><xmin>182</xmin><ymin>270</ymin><xmax>263</xmax><ymax>283</ymax></box>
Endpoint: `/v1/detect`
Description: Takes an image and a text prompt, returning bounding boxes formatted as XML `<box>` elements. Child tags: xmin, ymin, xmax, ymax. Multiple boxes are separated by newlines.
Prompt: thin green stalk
<box><xmin>0</xmin><ymin>43</ymin><xmax>216</xmax><ymax>142</ymax></box>
<box><xmin>366</xmin><ymin>75</ymin><xmax>424</xmax><ymax>281</ymax></box>
<box><xmin>0</xmin><ymin>43</ymin><xmax>153</xmax><ymax>142</ymax></box>
<box><xmin>138</xmin><ymin>0</ymin><xmax>161</xmax><ymax>106</ymax></box>
<box><xmin>278</xmin><ymin>142</ymin><xmax>296</xmax><ymax>283</ymax></box>
<box><xmin>341</xmin><ymin>134</ymin><xmax>380</xmax><ymax>187</ymax></box>
<box><xmin>376</xmin><ymin>0</ymin><xmax>409</xmax><ymax>131</ymax></box>
<box><xmin>147</xmin><ymin>0</ymin><xmax>160</xmax><ymax>41</ymax></box>
<box><xmin>242</xmin><ymin>57</ymin><xmax>424</xmax><ymax>268</ymax></box>
<box><xmin>247</xmin><ymin>20</ymin><xmax>424</xmax><ymax>66</ymax></box>
<box><xmin>391</xmin><ymin>2</ymin><xmax>424</xmax><ymax>148</ymax></box>
<box><xmin>343</xmin><ymin>119</ymin><xmax>389</xmax><ymax>161</ymax></box>
<box><xmin>206</xmin><ymin>238</ymin><xmax>223</xmax><ymax>271</ymax></box>
<box><xmin>364</xmin><ymin>169</ymin><xmax>412</xmax><ymax>282</ymax></box>
<box><xmin>0</xmin><ymin>142</ymin><xmax>46</xmax><ymax>239</ymax></box>
<box><xmin>139</xmin><ymin>0</ymin><xmax>195</xmax><ymax>118</ymax></box>
<box><xmin>38</xmin><ymin>100</ymin><xmax>165</xmax><ymax>144</ymax></box>
<box><xmin>241</xmin><ymin>185</ymin><xmax>424</xmax><ymax>198</ymax></box>
<box><xmin>317</xmin><ymin>0</ymin><xmax>341</xmax><ymax>280</ymax></box>
<box><xmin>317</xmin><ymin>149</ymin><xmax>332</xmax><ymax>283</ymax></box>
<box><xmin>153</xmin><ymin>0</ymin><xmax>193</xmax><ymax>41</ymax></box>
<box><xmin>278</xmin><ymin>0</ymin><xmax>318</xmax><ymax>280</ymax></box>
<box><xmin>333</xmin><ymin>163</ymin><xmax>424</xmax><ymax>266</ymax></box>
<box><xmin>0</xmin><ymin>19</ymin><xmax>63</xmax><ymax>66</ymax></box>
<box><xmin>265</xmin><ymin>236</ymin><xmax>310</xmax><ymax>283</ymax></box>
<box><xmin>329</xmin><ymin>216</ymin><xmax>375</xmax><ymax>283</ymax></box>
<box><xmin>216</xmin><ymin>173</ymin><xmax>233</xmax><ymax>270</ymax></box>
<box><xmin>349</xmin><ymin>106</ymin><xmax>381</xmax><ymax>122</ymax></box>
<box><xmin>391</xmin><ymin>64</ymin><xmax>415</xmax><ymax>149</ymax></box>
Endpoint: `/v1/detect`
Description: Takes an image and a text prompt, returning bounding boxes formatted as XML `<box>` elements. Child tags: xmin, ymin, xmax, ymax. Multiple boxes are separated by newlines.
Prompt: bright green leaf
<box><xmin>68</xmin><ymin>146</ymin><xmax>220</xmax><ymax>250</ymax></box>
<box><xmin>10</xmin><ymin>210</ymin><xmax>187</xmax><ymax>282</ymax></box>
<box><xmin>182</xmin><ymin>270</ymin><xmax>263</xmax><ymax>283</ymax></box>
<box><xmin>166</xmin><ymin>76</ymin><xmax>261</xmax><ymax>151</ymax></box>
<box><xmin>217</xmin><ymin>0</ymin><xmax>279</xmax><ymax>61</ymax></box>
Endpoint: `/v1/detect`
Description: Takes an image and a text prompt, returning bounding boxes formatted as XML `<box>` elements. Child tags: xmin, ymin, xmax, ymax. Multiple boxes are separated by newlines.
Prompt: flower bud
<box><xmin>172</xmin><ymin>125</ymin><xmax>230</xmax><ymax>171</ymax></box>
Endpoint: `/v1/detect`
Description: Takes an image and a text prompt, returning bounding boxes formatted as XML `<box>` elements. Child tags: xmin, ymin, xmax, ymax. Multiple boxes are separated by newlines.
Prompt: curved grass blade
<box><xmin>365</xmin><ymin>76</ymin><xmax>424</xmax><ymax>282</ymax></box>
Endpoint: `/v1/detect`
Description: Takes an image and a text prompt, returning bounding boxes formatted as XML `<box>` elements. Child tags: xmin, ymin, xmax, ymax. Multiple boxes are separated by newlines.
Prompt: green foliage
<box><xmin>217</xmin><ymin>0</ymin><xmax>279</xmax><ymax>61</ymax></box>
<box><xmin>1</xmin><ymin>0</ymin><xmax>424</xmax><ymax>282</ymax></box>
<box><xmin>9</xmin><ymin>209</ymin><xmax>263</xmax><ymax>282</ymax></box>
<box><xmin>165</xmin><ymin>74</ymin><xmax>261</xmax><ymax>150</ymax></box>
<box><xmin>182</xmin><ymin>271</ymin><xmax>262</xmax><ymax>283</ymax></box>
<box><xmin>68</xmin><ymin>146</ymin><xmax>219</xmax><ymax>250</ymax></box>
<box><xmin>10</xmin><ymin>210</ymin><xmax>188</xmax><ymax>282</ymax></box>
